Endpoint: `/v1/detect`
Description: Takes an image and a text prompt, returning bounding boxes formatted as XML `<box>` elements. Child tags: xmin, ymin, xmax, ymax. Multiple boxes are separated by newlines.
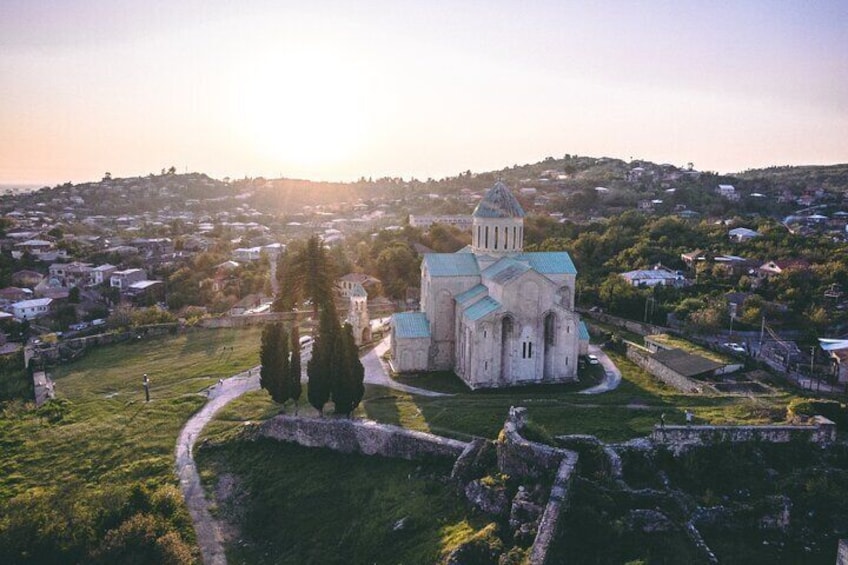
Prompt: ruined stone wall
<box><xmin>30</xmin><ymin>324</ymin><xmax>179</xmax><ymax>366</ymax></box>
<box><xmin>837</xmin><ymin>538</ymin><xmax>848</xmax><ymax>565</ymax></box>
<box><xmin>200</xmin><ymin>313</ymin><xmax>290</xmax><ymax>329</ymax></box>
<box><xmin>627</xmin><ymin>342</ymin><xmax>713</xmax><ymax>394</ymax></box>
<box><xmin>580</xmin><ymin>310</ymin><xmax>668</xmax><ymax>337</ymax></box>
<box><xmin>650</xmin><ymin>417</ymin><xmax>837</xmax><ymax>455</ymax></box>
<box><xmin>498</xmin><ymin>407</ymin><xmax>579</xmax><ymax>565</ymax></box>
<box><xmin>259</xmin><ymin>415</ymin><xmax>468</xmax><ymax>461</ymax></box>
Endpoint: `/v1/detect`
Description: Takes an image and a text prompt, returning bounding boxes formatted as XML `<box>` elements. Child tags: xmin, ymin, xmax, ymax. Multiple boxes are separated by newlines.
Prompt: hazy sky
<box><xmin>1</xmin><ymin>0</ymin><xmax>846</xmax><ymax>185</ymax></box>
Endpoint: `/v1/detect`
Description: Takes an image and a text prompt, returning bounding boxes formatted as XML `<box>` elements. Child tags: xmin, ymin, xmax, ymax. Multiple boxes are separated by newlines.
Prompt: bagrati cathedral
<box><xmin>391</xmin><ymin>181</ymin><xmax>589</xmax><ymax>389</ymax></box>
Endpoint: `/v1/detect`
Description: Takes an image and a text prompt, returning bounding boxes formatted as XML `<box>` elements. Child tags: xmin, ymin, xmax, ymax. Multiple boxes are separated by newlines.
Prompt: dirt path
<box><xmin>175</xmin><ymin>369</ymin><xmax>260</xmax><ymax>565</ymax></box>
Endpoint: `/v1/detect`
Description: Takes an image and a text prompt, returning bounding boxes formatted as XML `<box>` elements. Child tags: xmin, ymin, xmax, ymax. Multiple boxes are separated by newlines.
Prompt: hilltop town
<box><xmin>1</xmin><ymin>156</ymin><xmax>848</xmax><ymax>564</ymax></box>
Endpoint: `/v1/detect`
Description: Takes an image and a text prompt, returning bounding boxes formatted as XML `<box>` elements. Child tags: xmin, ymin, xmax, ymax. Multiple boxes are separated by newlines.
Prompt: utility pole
<box><xmin>759</xmin><ymin>316</ymin><xmax>765</xmax><ymax>347</ymax></box>
<box><xmin>810</xmin><ymin>346</ymin><xmax>816</xmax><ymax>390</ymax></box>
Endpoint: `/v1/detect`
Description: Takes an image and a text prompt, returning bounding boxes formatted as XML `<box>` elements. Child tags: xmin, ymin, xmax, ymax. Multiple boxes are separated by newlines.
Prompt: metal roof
<box><xmin>455</xmin><ymin>284</ymin><xmax>487</xmax><ymax>305</ymax></box>
<box><xmin>515</xmin><ymin>252</ymin><xmax>577</xmax><ymax>275</ymax></box>
<box><xmin>464</xmin><ymin>296</ymin><xmax>502</xmax><ymax>321</ymax></box>
<box><xmin>578</xmin><ymin>321</ymin><xmax>590</xmax><ymax>341</ymax></box>
<box><xmin>423</xmin><ymin>253</ymin><xmax>480</xmax><ymax>277</ymax></box>
<box><xmin>482</xmin><ymin>257</ymin><xmax>530</xmax><ymax>285</ymax></box>
<box><xmin>472</xmin><ymin>181</ymin><xmax>526</xmax><ymax>219</ymax></box>
<box><xmin>392</xmin><ymin>312</ymin><xmax>431</xmax><ymax>339</ymax></box>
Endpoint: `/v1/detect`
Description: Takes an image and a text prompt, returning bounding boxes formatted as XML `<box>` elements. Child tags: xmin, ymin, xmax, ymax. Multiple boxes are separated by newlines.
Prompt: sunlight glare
<box><xmin>235</xmin><ymin>47</ymin><xmax>371</xmax><ymax>170</ymax></box>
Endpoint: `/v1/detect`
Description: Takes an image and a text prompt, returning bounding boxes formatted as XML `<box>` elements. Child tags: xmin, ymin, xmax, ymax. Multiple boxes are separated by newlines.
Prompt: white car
<box><xmin>587</xmin><ymin>354</ymin><xmax>600</xmax><ymax>365</ymax></box>
<box><xmin>723</xmin><ymin>342</ymin><xmax>746</xmax><ymax>354</ymax></box>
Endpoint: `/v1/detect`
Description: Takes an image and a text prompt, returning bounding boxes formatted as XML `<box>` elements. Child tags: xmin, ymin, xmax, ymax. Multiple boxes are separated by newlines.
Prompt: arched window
<box><xmin>485</xmin><ymin>226</ymin><xmax>489</xmax><ymax>248</ymax></box>
<box><xmin>544</xmin><ymin>312</ymin><xmax>556</xmax><ymax>346</ymax></box>
<box><xmin>513</xmin><ymin>226</ymin><xmax>517</xmax><ymax>249</ymax></box>
<box><xmin>494</xmin><ymin>226</ymin><xmax>499</xmax><ymax>250</ymax></box>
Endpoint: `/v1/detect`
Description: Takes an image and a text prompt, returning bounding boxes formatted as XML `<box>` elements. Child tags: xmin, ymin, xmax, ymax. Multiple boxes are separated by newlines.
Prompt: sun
<box><xmin>234</xmin><ymin>48</ymin><xmax>371</xmax><ymax>170</ymax></box>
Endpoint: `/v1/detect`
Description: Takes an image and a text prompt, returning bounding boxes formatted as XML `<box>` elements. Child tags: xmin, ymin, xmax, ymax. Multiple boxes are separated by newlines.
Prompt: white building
<box><xmin>10</xmin><ymin>297</ymin><xmax>52</xmax><ymax>321</ymax></box>
<box><xmin>391</xmin><ymin>182</ymin><xmax>587</xmax><ymax>389</ymax></box>
<box><xmin>110</xmin><ymin>268</ymin><xmax>147</xmax><ymax>289</ymax></box>
<box><xmin>620</xmin><ymin>265</ymin><xmax>686</xmax><ymax>288</ymax></box>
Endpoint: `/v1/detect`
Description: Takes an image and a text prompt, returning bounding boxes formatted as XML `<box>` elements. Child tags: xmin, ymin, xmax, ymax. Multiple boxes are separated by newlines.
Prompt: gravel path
<box><xmin>175</xmin><ymin>370</ymin><xmax>260</xmax><ymax>565</ymax></box>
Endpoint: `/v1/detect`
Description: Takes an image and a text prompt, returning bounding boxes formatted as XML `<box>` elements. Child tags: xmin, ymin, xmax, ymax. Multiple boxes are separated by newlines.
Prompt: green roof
<box><xmin>392</xmin><ymin>312</ymin><xmax>431</xmax><ymax>339</ymax></box>
<box><xmin>464</xmin><ymin>296</ymin><xmax>501</xmax><ymax>321</ymax></box>
<box><xmin>423</xmin><ymin>253</ymin><xmax>480</xmax><ymax>277</ymax></box>
<box><xmin>516</xmin><ymin>252</ymin><xmax>577</xmax><ymax>275</ymax></box>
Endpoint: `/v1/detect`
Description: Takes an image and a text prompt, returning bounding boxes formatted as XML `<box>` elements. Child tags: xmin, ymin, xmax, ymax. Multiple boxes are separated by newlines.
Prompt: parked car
<box><xmin>722</xmin><ymin>342</ymin><xmax>746</xmax><ymax>353</ymax></box>
<box><xmin>587</xmin><ymin>354</ymin><xmax>600</xmax><ymax>365</ymax></box>
<box><xmin>299</xmin><ymin>335</ymin><xmax>314</xmax><ymax>348</ymax></box>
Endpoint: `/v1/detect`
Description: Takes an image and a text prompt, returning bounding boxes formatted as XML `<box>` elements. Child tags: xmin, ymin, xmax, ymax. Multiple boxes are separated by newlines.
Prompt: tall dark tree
<box><xmin>289</xmin><ymin>325</ymin><xmax>302</xmax><ymax>414</ymax></box>
<box><xmin>331</xmin><ymin>322</ymin><xmax>365</xmax><ymax>417</ymax></box>
<box><xmin>273</xmin><ymin>236</ymin><xmax>336</xmax><ymax>314</ymax></box>
<box><xmin>306</xmin><ymin>304</ymin><xmax>337</xmax><ymax>415</ymax></box>
<box><xmin>260</xmin><ymin>323</ymin><xmax>290</xmax><ymax>405</ymax></box>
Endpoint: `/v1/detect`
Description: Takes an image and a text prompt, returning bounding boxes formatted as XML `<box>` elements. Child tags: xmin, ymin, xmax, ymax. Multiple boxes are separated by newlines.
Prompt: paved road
<box><xmin>579</xmin><ymin>344</ymin><xmax>622</xmax><ymax>395</ymax></box>
<box><xmin>361</xmin><ymin>337</ymin><xmax>452</xmax><ymax>397</ymax></box>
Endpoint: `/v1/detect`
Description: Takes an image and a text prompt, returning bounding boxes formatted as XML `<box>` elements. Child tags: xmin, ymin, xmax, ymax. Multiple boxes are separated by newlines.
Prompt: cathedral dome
<box><xmin>472</xmin><ymin>181</ymin><xmax>525</xmax><ymax>219</ymax></box>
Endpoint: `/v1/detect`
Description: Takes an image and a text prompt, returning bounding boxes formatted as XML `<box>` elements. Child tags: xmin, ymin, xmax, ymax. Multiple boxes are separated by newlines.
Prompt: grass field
<box><xmin>196</xmin><ymin>439</ymin><xmax>491</xmax><ymax>565</ymax></box>
<box><xmin>0</xmin><ymin>326</ymin><xmax>812</xmax><ymax>562</ymax></box>
<box><xmin>0</xmin><ymin>327</ymin><xmax>265</xmax><ymax>562</ymax></box>
<box><xmin>0</xmin><ymin>327</ymin><xmax>262</xmax><ymax>503</ymax></box>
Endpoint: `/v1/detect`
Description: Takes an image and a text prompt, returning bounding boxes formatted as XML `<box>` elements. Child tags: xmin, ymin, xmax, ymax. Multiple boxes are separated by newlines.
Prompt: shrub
<box><xmin>787</xmin><ymin>398</ymin><xmax>847</xmax><ymax>428</ymax></box>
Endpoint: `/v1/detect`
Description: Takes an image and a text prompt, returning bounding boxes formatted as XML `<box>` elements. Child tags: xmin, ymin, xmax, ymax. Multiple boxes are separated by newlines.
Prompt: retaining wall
<box><xmin>258</xmin><ymin>415</ymin><xmax>468</xmax><ymax>461</ymax></box>
<box><xmin>650</xmin><ymin>416</ymin><xmax>837</xmax><ymax>455</ymax></box>
<box><xmin>838</xmin><ymin>539</ymin><xmax>848</xmax><ymax>565</ymax></box>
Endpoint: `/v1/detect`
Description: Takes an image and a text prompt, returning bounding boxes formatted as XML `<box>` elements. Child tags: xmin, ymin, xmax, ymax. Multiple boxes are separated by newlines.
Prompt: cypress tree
<box><xmin>289</xmin><ymin>325</ymin><xmax>302</xmax><ymax>414</ymax></box>
<box><xmin>260</xmin><ymin>323</ymin><xmax>290</xmax><ymax>405</ymax></box>
<box><xmin>307</xmin><ymin>305</ymin><xmax>337</xmax><ymax>415</ymax></box>
<box><xmin>331</xmin><ymin>322</ymin><xmax>365</xmax><ymax>417</ymax></box>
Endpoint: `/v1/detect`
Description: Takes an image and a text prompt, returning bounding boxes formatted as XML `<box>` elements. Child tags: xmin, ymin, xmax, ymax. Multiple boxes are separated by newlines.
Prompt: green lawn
<box><xmin>0</xmin><ymin>327</ymin><xmax>263</xmax><ymax>562</ymax></box>
<box><xmin>196</xmin><ymin>439</ymin><xmax>491</xmax><ymax>565</ymax></box>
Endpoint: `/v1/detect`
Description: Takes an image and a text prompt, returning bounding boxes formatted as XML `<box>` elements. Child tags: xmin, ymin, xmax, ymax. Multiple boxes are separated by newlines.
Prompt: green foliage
<box><xmin>274</xmin><ymin>236</ymin><xmax>336</xmax><ymax>312</ymax></box>
<box><xmin>260</xmin><ymin>323</ymin><xmax>290</xmax><ymax>405</ymax></box>
<box><xmin>787</xmin><ymin>398</ymin><xmax>847</xmax><ymax>428</ymax></box>
<box><xmin>196</xmin><ymin>439</ymin><xmax>485</xmax><ymax>565</ymax></box>
<box><xmin>307</xmin><ymin>305</ymin><xmax>336</xmax><ymax>414</ymax></box>
<box><xmin>0</xmin><ymin>328</ymin><xmax>261</xmax><ymax>561</ymax></box>
<box><xmin>0</xmin><ymin>349</ymin><xmax>31</xmax><ymax>402</ymax></box>
<box><xmin>331</xmin><ymin>323</ymin><xmax>365</xmax><ymax>416</ymax></box>
<box><xmin>0</xmin><ymin>482</ymin><xmax>195</xmax><ymax>565</ymax></box>
<box><xmin>288</xmin><ymin>326</ymin><xmax>302</xmax><ymax>408</ymax></box>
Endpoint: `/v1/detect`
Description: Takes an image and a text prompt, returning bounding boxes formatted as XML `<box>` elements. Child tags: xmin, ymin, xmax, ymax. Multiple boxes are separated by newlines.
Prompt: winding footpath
<box><xmin>175</xmin><ymin>371</ymin><xmax>260</xmax><ymax>565</ymax></box>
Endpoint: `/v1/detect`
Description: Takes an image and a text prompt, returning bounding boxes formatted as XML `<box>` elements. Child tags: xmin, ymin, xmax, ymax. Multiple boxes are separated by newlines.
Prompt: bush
<box><xmin>787</xmin><ymin>398</ymin><xmax>847</xmax><ymax>429</ymax></box>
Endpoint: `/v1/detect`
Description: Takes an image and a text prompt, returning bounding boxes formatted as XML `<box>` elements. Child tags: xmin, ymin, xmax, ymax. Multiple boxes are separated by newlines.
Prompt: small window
<box><xmin>528</xmin><ymin>342</ymin><xmax>533</xmax><ymax>358</ymax></box>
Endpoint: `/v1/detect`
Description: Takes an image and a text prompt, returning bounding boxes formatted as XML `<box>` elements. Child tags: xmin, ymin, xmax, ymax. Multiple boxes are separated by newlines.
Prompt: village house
<box><xmin>9</xmin><ymin>297</ymin><xmax>53</xmax><ymax>321</ymax></box>
<box><xmin>110</xmin><ymin>268</ymin><xmax>147</xmax><ymax>289</ymax></box>
<box><xmin>620</xmin><ymin>265</ymin><xmax>686</xmax><ymax>288</ymax></box>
